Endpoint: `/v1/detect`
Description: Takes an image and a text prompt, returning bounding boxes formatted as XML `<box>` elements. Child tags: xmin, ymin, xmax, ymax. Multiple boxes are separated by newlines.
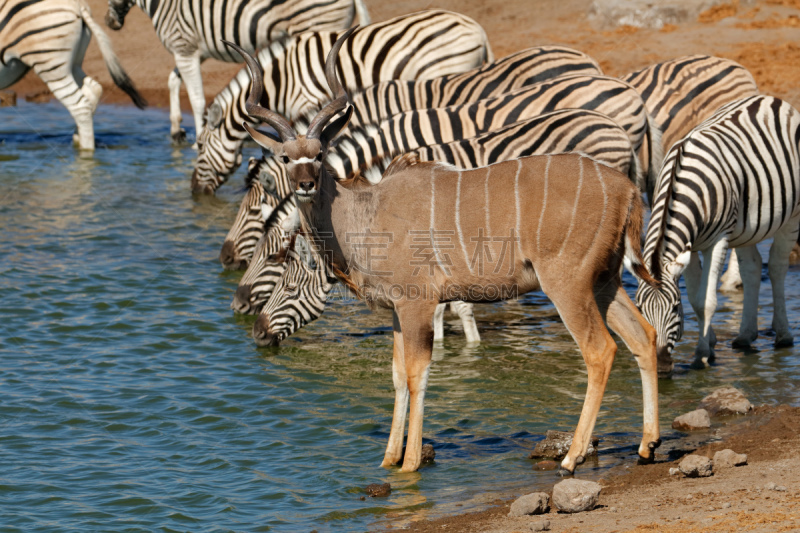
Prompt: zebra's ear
<box><xmin>207</xmin><ymin>102</ymin><xmax>223</xmax><ymax>129</ymax></box>
<box><xmin>244</xmin><ymin>122</ymin><xmax>283</xmax><ymax>154</ymax></box>
<box><xmin>667</xmin><ymin>250</ymin><xmax>692</xmax><ymax>281</ymax></box>
<box><xmin>320</xmin><ymin>106</ymin><xmax>353</xmax><ymax>149</ymax></box>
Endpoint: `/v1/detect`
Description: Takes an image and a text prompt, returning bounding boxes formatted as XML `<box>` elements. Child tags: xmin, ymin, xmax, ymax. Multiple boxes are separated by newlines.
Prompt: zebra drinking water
<box><xmin>635</xmin><ymin>95</ymin><xmax>800</xmax><ymax>376</ymax></box>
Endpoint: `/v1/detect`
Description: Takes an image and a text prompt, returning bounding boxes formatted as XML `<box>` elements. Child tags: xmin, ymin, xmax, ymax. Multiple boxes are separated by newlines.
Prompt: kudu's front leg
<box><xmin>382</xmin><ymin>310</ymin><xmax>408</xmax><ymax>467</ymax></box>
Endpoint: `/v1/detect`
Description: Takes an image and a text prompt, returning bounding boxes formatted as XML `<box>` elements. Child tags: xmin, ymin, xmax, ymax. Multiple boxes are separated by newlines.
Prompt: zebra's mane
<box><xmin>647</xmin><ymin>140</ymin><xmax>686</xmax><ymax>281</ymax></box>
<box><xmin>263</xmin><ymin>192</ymin><xmax>297</xmax><ymax>233</ymax></box>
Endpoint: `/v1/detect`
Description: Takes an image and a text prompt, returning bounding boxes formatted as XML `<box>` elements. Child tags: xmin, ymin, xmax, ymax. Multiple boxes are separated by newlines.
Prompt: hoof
<box><xmin>689</xmin><ymin>358</ymin><xmax>711</xmax><ymax>370</ymax></box>
<box><xmin>649</xmin><ymin>439</ymin><xmax>662</xmax><ymax>451</ymax></box>
<box><xmin>732</xmin><ymin>336</ymin><xmax>756</xmax><ymax>349</ymax></box>
<box><xmin>775</xmin><ymin>336</ymin><xmax>794</xmax><ymax>349</ymax></box>
<box><xmin>557</xmin><ymin>467</ymin><xmax>574</xmax><ymax>477</ymax></box>
<box><xmin>171</xmin><ymin>129</ymin><xmax>187</xmax><ymax>144</ymax></box>
<box><xmin>657</xmin><ymin>368</ymin><xmax>673</xmax><ymax>379</ymax></box>
<box><xmin>575</xmin><ymin>455</ymin><xmax>585</xmax><ymax>466</ymax></box>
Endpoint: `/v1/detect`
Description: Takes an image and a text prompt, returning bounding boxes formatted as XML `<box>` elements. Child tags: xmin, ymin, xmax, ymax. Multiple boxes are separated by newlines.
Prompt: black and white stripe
<box><xmin>635</xmin><ymin>95</ymin><xmax>800</xmax><ymax>375</ymax></box>
<box><xmin>328</xmin><ymin>74</ymin><xmax>660</xmax><ymax>191</ymax></box>
<box><xmin>621</xmin><ymin>54</ymin><xmax>759</xmax><ymax>202</ymax></box>
<box><xmin>1</xmin><ymin>0</ymin><xmax>146</xmax><ymax>150</ymax></box>
<box><xmin>192</xmin><ymin>10</ymin><xmax>493</xmax><ymax>194</ymax></box>
<box><xmin>344</xmin><ymin>45</ymin><xmax>602</xmax><ymax>128</ymax></box>
<box><xmin>105</xmin><ymin>0</ymin><xmax>365</xmax><ymax>141</ymax></box>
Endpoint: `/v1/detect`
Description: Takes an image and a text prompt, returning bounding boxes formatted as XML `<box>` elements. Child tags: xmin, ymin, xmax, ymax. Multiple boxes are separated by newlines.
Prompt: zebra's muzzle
<box><xmin>105</xmin><ymin>10</ymin><xmax>123</xmax><ymax>30</ymax></box>
<box><xmin>231</xmin><ymin>284</ymin><xmax>254</xmax><ymax>314</ymax></box>
<box><xmin>253</xmin><ymin>314</ymin><xmax>280</xmax><ymax>347</ymax></box>
<box><xmin>220</xmin><ymin>240</ymin><xmax>247</xmax><ymax>270</ymax></box>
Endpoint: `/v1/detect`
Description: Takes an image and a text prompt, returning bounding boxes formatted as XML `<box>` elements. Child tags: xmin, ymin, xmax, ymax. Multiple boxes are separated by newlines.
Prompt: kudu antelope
<box><xmin>225</xmin><ymin>32</ymin><xmax>661</xmax><ymax>474</ymax></box>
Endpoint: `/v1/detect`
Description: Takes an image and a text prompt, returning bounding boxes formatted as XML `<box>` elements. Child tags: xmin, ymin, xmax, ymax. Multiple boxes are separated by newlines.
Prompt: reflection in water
<box><xmin>2</xmin><ymin>102</ymin><xmax>800</xmax><ymax>532</ymax></box>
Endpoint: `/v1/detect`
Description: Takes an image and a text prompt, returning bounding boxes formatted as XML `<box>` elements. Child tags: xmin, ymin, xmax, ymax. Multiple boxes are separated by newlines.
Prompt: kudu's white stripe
<box><xmin>559</xmin><ymin>156</ymin><xmax>584</xmax><ymax>257</ymax></box>
<box><xmin>455</xmin><ymin>170</ymin><xmax>470</xmax><ymax>272</ymax></box>
<box><xmin>536</xmin><ymin>156</ymin><xmax>550</xmax><ymax>256</ymax></box>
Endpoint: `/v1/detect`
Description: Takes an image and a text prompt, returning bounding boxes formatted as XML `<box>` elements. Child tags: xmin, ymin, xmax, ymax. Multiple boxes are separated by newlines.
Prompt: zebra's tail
<box><xmin>623</xmin><ymin>188</ymin><xmax>659</xmax><ymax>288</ymax></box>
<box><xmin>627</xmin><ymin>146</ymin><xmax>644</xmax><ymax>191</ymax></box>
<box><xmin>644</xmin><ymin>112</ymin><xmax>664</xmax><ymax>208</ymax></box>
<box><xmin>353</xmin><ymin>0</ymin><xmax>371</xmax><ymax>25</ymax></box>
<box><xmin>78</xmin><ymin>0</ymin><xmax>147</xmax><ymax>109</ymax></box>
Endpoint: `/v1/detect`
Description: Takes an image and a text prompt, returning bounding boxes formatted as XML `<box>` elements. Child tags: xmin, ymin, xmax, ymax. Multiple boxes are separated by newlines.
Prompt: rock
<box><xmin>552</xmin><ymin>479</ymin><xmax>602</xmax><ymax>513</ymax></box>
<box><xmin>672</xmin><ymin>409</ymin><xmax>711</xmax><ymax>430</ymax></box>
<box><xmin>669</xmin><ymin>467</ymin><xmax>681</xmax><ymax>476</ymax></box>
<box><xmin>365</xmin><ymin>483</ymin><xmax>391</xmax><ymax>497</ymax></box>
<box><xmin>530</xmin><ymin>520</ymin><xmax>550</xmax><ymax>531</ymax></box>
<box><xmin>24</xmin><ymin>90</ymin><xmax>52</xmax><ymax>104</ymax></box>
<box><xmin>0</xmin><ymin>90</ymin><xmax>16</xmax><ymax>107</ymax></box>
<box><xmin>529</xmin><ymin>430</ymin><xmax>599</xmax><ymax>460</ymax></box>
<box><xmin>713</xmin><ymin>449</ymin><xmax>748</xmax><ymax>469</ymax></box>
<box><xmin>698</xmin><ymin>387</ymin><xmax>752</xmax><ymax>416</ymax></box>
<box><xmin>679</xmin><ymin>455</ymin><xmax>714</xmax><ymax>478</ymax></box>
<box><xmin>722</xmin><ymin>502</ymin><xmax>732</xmax><ymax>508</ymax></box>
<box><xmin>588</xmin><ymin>0</ymin><xmax>754</xmax><ymax>29</ymax></box>
<box><xmin>509</xmin><ymin>492</ymin><xmax>550</xmax><ymax>517</ymax></box>
<box><xmin>421</xmin><ymin>443</ymin><xmax>435</xmax><ymax>464</ymax></box>
<box><xmin>533</xmin><ymin>460</ymin><xmax>559</xmax><ymax>471</ymax></box>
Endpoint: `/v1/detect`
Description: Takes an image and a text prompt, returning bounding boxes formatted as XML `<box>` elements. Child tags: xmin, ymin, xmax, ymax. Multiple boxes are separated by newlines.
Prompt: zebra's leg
<box><xmin>173</xmin><ymin>53</ymin><xmax>205</xmax><ymax>148</ymax></box>
<box><xmin>691</xmin><ymin>239</ymin><xmax>729</xmax><ymax>369</ymax></box>
<box><xmin>71</xmin><ymin>25</ymin><xmax>102</xmax><ymax>115</ymax></box>
<box><xmin>450</xmin><ymin>301</ymin><xmax>480</xmax><ymax>343</ymax></box>
<box><xmin>684</xmin><ymin>252</ymin><xmax>716</xmax><ymax>350</ymax></box>
<box><xmin>768</xmin><ymin>224</ymin><xmax>798</xmax><ymax>348</ymax></box>
<box><xmin>720</xmin><ymin>249</ymin><xmax>743</xmax><ymax>292</ymax></box>
<box><xmin>168</xmin><ymin>68</ymin><xmax>186</xmax><ymax>143</ymax></box>
<box><xmin>732</xmin><ymin>245</ymin><xmax>762</xmax><ymax>349</ymax></box>
<box><xmin>432</xmin><ymin>303</ymin><xmax>446</xmax><ymax>341</ymax></box>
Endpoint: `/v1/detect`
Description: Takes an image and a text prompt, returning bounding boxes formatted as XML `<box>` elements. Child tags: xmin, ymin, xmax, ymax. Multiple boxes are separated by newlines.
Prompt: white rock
<box><xmin>669</xmin><ymin>467</ymin><xmax>681</xmax><ymax>476</ymax></box>
<box><xmin>679</xmin><ymin>455</ymin><xmax>713</xmax><ymax>478</ymax></box>
<box><xmin>713</xmin><ymin>449</ymin><xmax>748</xmax><ymax>469</ymax></box>
<box><xmin>509</xmin><ymin>492</ymin><xmax>550</xmax><ymax>517</ymax></box>
<box><xmin>530</xmin><ymin>519</ymin><xmax>550</xmax><ymax>531</ymax></box>
<box><xmin>672</xmin><ymin>409</ymin><xmax>711</xmax><ymax>431</ymax></box>
<box><xmin>552</xmin><ymin>479</ymin><xmax>602</xmax><ymax>513</ymax></box>
<box><xmin>698</xmin><ymin>387</ymin><xmax>752</xmax><ymax>416</ymax></box>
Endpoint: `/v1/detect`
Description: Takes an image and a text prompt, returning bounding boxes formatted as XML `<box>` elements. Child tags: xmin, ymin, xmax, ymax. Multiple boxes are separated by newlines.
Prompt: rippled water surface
<box><xmin>3</xmin><ymin>102</ymin><xmax>800</xmax><ymax>532</ymax></box>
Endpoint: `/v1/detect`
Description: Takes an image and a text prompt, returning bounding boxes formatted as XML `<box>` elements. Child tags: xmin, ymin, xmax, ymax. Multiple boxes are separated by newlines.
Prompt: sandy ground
<box><xmin>402</xmin><ymin>405</ymin><xmax>800</xmax><ymax>533</ymax></box>
<box><xmin>9</xmin><ymin>0</ymin><xmax>800</xmax><ymax>531</ymax></box>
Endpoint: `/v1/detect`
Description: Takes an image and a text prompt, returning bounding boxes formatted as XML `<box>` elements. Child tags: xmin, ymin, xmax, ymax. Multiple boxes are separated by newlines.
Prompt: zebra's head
<box><xmin>223</xmin><ymin>28</ymin><xmax>354</xmax><ymax>204</ymax></box>
<box><xmin>635</xmin><ymin>250</ymin><xmax>691</xmax><ymax>373</ymax></box>
<box><xmin>231</xmin><ymin>194</ymin><xmax>300</xmax><ymax>313</ymax></box>
<box><xmin>192</xmin><ymin>114</ymin><xmax>244</xmax><ymax>195</ymax></box>
<box><xmin>252</xmin><ymin>236</ymin><xmax>332</xmax><ymax>347</ymax></box>
<box><xmin>105</xmin><ymin>0</ymin><xmax>136</xmax><ymax>30</ymax></box>
<box><xmin>220</xmin><ymin>180</ymin><xmax>278</xmax><ymax>270</ymax></box>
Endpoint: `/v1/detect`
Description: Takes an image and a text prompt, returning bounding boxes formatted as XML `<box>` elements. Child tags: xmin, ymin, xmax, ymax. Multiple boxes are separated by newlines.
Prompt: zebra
<box><xmin>621</xmin><ymin>54</ymin><xmax>759</xmax><ymax>202</ymax></box>
<box><xmin>622</xmin><ymin>54</ymin><xmax>761</xmax><ymax>293</ymax></box>
<box><xmin>192</xmin><ymin>10</ymin><xmax>494</xmax><ymax>194</ymax></box>
<box><xmin>243</xmin><ymin>108</ymin><xmax>641</xmax><ymax>345</ymax></box>
<box><xmin>104</xmin><ymin>0</ymin><xmax>368</xmax><ymax>143</ymax></box>
<box><xmin>1</xmin><ymin>0</ymin><xmax>146</xmax><ymax>150</ymax></box>
<box><xmin>344</xmin><ymin>45</ymin><xmax>603</xmax><ymax>128</ymax></box>
<box><xmin>635</xmin><ymin>95</ymin><xmax>800</xmax><ymax>377</ymax></box>
<box><xmin>219</xmin><ymin>178</ymin><xmax>282</xmax><ymax>270</ymax></box>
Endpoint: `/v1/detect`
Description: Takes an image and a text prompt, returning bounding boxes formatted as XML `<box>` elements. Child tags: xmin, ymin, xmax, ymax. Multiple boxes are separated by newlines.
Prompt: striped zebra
<box><xmin>344</xmin><ymin>45</ymin><xmax>602</xmax><ymax>128</ymax></box>
<box><xmin>1</xmin><ymin>0</ymin><xmax>146</xmax><ymax>150</ymax></box>
<box><xmin>105</xmin><ymin>0</ymin><xmax>368</xmax><ymax>142</ymax></box>
<box><xmin>243</xmin><ymin>109</ymin><xmax>640</xmax><ymax>344</ymax></box>
<box><xmin>621</xmin><ymin>55</ymin><xmax>759</xmax><ymax>202</ymax></box>
<box><xmin>192</xmin><ymin>10</ymin><xmax>493</xmax><ymax>194</ymax></box>
<box><xmin>635</xmin><ymin>95</ymin><xmax>800</xmax><ymax>376</ymax></box>
<box><xmin>326</xmin><ymin>74</ymin><xmax>660</xmax><ymax>192</ymax></box>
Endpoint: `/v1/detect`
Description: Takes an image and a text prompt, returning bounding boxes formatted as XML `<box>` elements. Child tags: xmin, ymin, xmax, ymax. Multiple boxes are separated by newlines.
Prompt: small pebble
<box><xmin>765</xmin><ymin>482</ymin><xmax>777</xmax><ymax>491</ymax></box>
<box><xmin>365</xmin><ymin>483</ymin><xmax>391</xmax><ymax>497</ymax></box>
<box><xmin>530</xmin><ymin>520</ymin><xmax>550</xmax><ymax>531</ymax></box>
<box><xmin>722</xmin><ymin>502</ymin><xmax>731</xmax><ymax>509</ymax></box>
<box><xmin>775</xmin><ymin>485</ymin><xmax>788</xmax><ymax>492</ymax></box>
<box><xmin>609</xmin><ymin>507</ymin><xmax>617</xmax><ymax>513</ymax></box>
<box><xmin>707</xmin><ymin>506</ymin><xmax>714</xmax><ymax>511</ymax></box>
<box><xmin>669</xmin><ymin>467</ymin><xmax>680</xmax><ymax>476</ymax></box>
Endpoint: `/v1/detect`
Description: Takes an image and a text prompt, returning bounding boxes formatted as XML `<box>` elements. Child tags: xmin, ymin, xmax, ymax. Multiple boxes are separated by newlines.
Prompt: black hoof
<box><xmin>775</xmin><ymin>337</ymin><xmax>794</xmax><ymax>349</ymax></box>
<box><xmin>557</xmin><ymin>468</ymin><xmax>574</xmax><ymax>477</ymax></box>
<box><xmin>171</xmin><ymin>130</ymin><xmax>187</xmax><ymax>144</ymax></box>
<box><xmin>649</xmin><ymin>439</ymin><xmax>662</xmax><ymax>451</ymax></box>
<box><xmin>732</xmin><ymin>338</ymin><xmax>754</xmax><ymax>349</ymax></box>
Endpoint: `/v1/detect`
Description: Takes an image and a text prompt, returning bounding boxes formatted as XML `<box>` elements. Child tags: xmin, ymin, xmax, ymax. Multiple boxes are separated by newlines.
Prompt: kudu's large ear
<box><xmin>320</xmin><ymin>106</ymin><xmax>353</xmax><ymax>149</ymax></box>
<box><xmin>243</xmin><ymin>122</ymin><xmax>283</xmax><ymax>154</ymax></box>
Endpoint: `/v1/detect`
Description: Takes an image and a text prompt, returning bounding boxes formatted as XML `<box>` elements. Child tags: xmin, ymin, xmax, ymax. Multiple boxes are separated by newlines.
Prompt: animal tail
<box><xmin>79</xmin><ymin>0</ymin><xmax>147</xmax><ymax>109</ymax></box>
<box><xmin>353</xmin><ymin>0</ymin><xmax>371</xmax><ymax>25</ymax></box>
<box><xmin>623</xmin><ymin>188</ymin><xmax>659</xmax><ymax>288</ymax></box>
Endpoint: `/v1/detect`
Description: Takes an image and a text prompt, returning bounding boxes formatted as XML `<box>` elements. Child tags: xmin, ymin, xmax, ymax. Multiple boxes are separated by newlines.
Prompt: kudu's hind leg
<box><xmin>548</xmin><ymin>283</ymin><xmax>617</xmax><ymax>474</ymax></box>
<box><xmin>603</xmin><ymin>284</ymin><xmax>661</xmax><ymax>463</ymax></box>
<box><xmin>382</xmin><ymin>310</ymin><xmax>408</xmax><ymax>467</ymax></box>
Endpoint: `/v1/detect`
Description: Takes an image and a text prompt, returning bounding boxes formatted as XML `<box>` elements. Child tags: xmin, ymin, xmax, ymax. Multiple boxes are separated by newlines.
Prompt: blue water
<box><xmin>2</xmin><ymin>101</ymin><xmax>800</xmax><ymax>532</ymax></box>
